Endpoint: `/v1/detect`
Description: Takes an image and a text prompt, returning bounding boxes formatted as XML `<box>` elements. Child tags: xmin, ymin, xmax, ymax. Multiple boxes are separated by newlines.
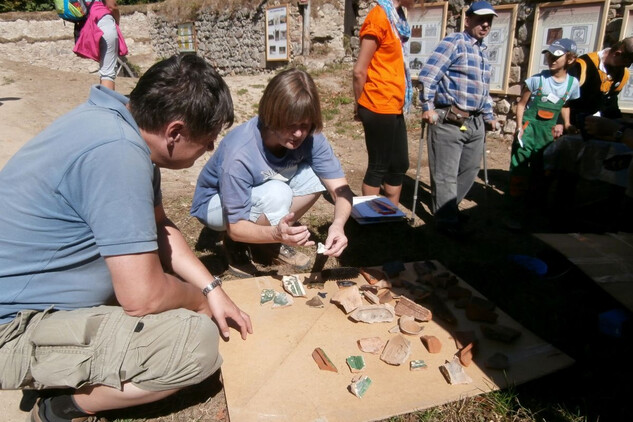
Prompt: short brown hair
<box><xmin>258</xmin><ymin>68</ymin><xmax>323</xmax><ymax>134</ymax></box>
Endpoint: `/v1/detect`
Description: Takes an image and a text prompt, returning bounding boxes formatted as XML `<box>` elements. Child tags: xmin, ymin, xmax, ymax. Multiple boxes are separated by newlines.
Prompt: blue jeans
<box><xmin>202</xmin><ymin>163</ymin><xmax>326</xmax><ymax>230</ymax></box>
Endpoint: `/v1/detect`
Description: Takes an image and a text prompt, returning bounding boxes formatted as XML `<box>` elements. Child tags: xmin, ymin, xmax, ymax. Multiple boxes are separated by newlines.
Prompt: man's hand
<box><xmin>552</xmin><ymin>124</ymin><xmax>564</xmax><ymax>139</ymax></box>
<box><xmin>322</xmin><ymin>223</ymin><xmax>348</xmax><ymax>257</ymax></box>
<box><xmin>205</xmin><ymin>287</ymin><xmax>253</xmax><ymax>340</ymax></box>
<box><xmin>422</xmin><ymin>110</ymin><xmax>439</xmax><ymax>125</ymax></box>
<box><xmin>487</xmin><ymin>120</ymin><xmax>500</xmax><ymax>131</ymax></box>
<box><xmin>274</xmin><ymin>213</ymin><xmax>315</xmax><ymax>247</ymax></box>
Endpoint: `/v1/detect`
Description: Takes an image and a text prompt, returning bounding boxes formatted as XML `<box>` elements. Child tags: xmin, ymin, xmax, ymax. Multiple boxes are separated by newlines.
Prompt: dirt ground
<box><xmin>1</xmin><ymin>57</ymin><xmax>631</xmax><ymax>422</ymax></box>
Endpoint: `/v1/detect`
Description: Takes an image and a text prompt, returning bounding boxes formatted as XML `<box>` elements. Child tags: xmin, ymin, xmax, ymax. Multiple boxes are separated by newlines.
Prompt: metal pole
<box><xmin>408</xmin><ymin>121</ymin><xmax>427</xmax><ymax>224</ymax></box>
<box><xmin>302</xmin><ymin>1</ymin><xmax>310</xmax><ymax>55</ymax></box>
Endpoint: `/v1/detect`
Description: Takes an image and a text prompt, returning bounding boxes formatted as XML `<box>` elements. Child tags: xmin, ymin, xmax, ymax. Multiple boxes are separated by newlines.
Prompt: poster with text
<box><xmin>266</xmin><ymin>5</ymin><xmax>289</xmax><ymax>61</ymax></box>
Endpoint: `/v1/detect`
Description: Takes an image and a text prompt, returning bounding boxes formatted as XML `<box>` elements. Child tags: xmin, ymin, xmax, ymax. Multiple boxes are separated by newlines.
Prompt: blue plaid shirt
<box><xmin>418</xmin><ymin>31</ymin><xmax>494</xmax><ymax>122</ymax></box>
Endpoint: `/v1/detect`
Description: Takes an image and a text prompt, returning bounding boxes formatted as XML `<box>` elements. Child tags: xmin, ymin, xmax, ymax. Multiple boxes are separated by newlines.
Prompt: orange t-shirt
<box><xmin>357</xmin><ymin>6</ymin><xmax>405</xmax><ymax>114</ymax></box>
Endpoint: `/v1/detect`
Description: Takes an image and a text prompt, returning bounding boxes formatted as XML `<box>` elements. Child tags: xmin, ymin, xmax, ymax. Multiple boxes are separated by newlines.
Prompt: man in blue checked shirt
<box><xmin>418</xmin><ymin>1</ymin><xmax>498</xmax><ymax>238</ymax></box>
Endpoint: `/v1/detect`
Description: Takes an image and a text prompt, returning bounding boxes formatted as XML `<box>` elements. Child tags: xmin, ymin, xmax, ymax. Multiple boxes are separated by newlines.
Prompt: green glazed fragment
<box><xmin>346</xmin><ymin>355</ymin><xmax>366</xmax><ymax>373</ymax></box>
<box><xmin>260</xmin><ymin>289</ymin><xmax>275</xmax><ymax>305</ymax></box>
<box><xmin>349</xmin><ymin>375</ymin><xmax>372</xmax><ymax>398</ymax></box>
<box><xmin>409</xmin><ymin>359</ymin><xmax>428</xmax><ymax>371</ymax></box>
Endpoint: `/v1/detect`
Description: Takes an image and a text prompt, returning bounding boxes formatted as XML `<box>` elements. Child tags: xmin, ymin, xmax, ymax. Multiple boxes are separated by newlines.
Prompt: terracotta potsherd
<box><xmin>480</xmin><ymin>323</ymin><xmax>521</xmax><ymax>343</ymax></box>
<box><xmin>359</xmin><ymin>267</ymin><xmax>387</xmax><ymax>285</ymax></box>
<box><xmin>485</xmin><ymin>352</ymin><xmax>510</xmax><ymax>370</ymax></box>
<box><xmin>312</xmin><ymin>347</ymin><xmax>337</xmax><ymax>373</ymax></box>
<box><xmin>420</xmin><ymin>335</ymin><xmax>442</xmax><ymax>353</ymax></box>
<box><xmin>331</xmin><ymin>285</ymin><xmax>363</xmax><ymax>314</ymax></box>
<box><xmin>357</xmin><ymin>337</ymin><xmax>386</xmax><ymax>354</ymax></box>
<box><xmin>363</xmin><ymin>290</ymin><xmax>380</xmax><ymax>304</ymax></box>
<box><xmin>394</xmin><ymin>296</ymin><xmax>432</xmax><ymax>321</ymax></box>
<box><xmin>380</xmin><ymin>334</ymin><xmax>411</xmax><ymax>365</ymax></box>
<box><xmin>399</xmin><ymin>315</ymin><xmax>423</xmax><ymax>335</ymax></box>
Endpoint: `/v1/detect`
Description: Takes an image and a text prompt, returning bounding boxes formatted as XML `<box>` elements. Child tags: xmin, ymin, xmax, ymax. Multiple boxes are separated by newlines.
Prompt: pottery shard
<box><xmin>349</xmin><ymin>304</ymin><xmax>396</xmax><ymax>323</ymax></box>
<box><xmin>378</xmin><ymin>290</ymin><xmax>394</xmax><ymax>304</ymax></box>
<box><xmin>425</xmin><ymin>271</ymin><xmax>459</xmax><ymax>288</ymax></box>
<box><xmin>380</xmin><ymin>334</ymin><xmax>411</xmax><ymax>365</ymax></box>
<box><xmin>399</xmin><ymin>315</ymin><xmax>423</xmax><ymax>335</ymax></box>
<box><xmin>394</xmin><ymin>296</ymin><xmax>432</xmax><ymax>321</ymax></box>
<box><xmin>424</xmin><ymin>293</ymin><xmax>457</xmax><ymax>325</ymax></box>
<box><xmin>282</xmin><ymin>275</ymin><xmax>306</xmax><ymax>297</ymax></box>
<box><xmin>359</xmin><ymin>267</ymin><xmax>387</xmax><ymax>285</ymax></box>
<box><xmin>363</xmin><ymin>290</ymin><xmax>380</xmax><ymax>304</ymax></box>
<box><xmin>446</xmin><ymin>285</ymin><xmax>472</xmax><ymax>300</ymax></box>
<box><xmin>465</xmin><ymin>302</ymin><xmax>499</xmax><ymax>323</ymax></box>
<box><xmin>413</xmin><ymin>260</ymin><xmax>437</xmax><ymax>278</ymax></box>
<box><xmin>357</xmin><ymin>337</ymin><xmax>386</xmax><ymax>354</ymax></box>
<box><xmin>346</xmin><ymin>355</ymin><xmax>366</xmax><ymax>373</ymax></box>
<box><xmin>330</xmin><ymin>285</ymin><xmax>363</xmax><ymax>314</ymax></box>
<box><xmin>421</xmin><ymin>335</ymin><xmax>442</xmax><ymax>353</ymax></box>
<box><xmin>440</xmin><ymin>357</ymin><xmax>473</xmax><ymax>385</ymax></box>
<box><xmin>452</xmin><ymin>330</ymin><xmax>477</xmax><ymax>349</ymax></box>
<box><xmin>312</xmin><ymin>347</ymin><xmax>338</xmax><ymax>373</ymax></box>
<box><xmin>456</xmin><ymin>341</ymin><xmax>476</xmax><ymax>367</ymax></box>
<box><xmin>348</xmin><ymin>375</ymin><xmax>372</xmax><ymax>398</ymax></box>
<box><xmin>480</xmin><ymin>324</ymin><xmax>521</xmax><ymax>343</ymax></box>
<box><xmin>485</xmin><ymin>352</ymin><xmax>510</xmax><ymax>370</ymax></box>
<box><xmin>306</xmin><ymin>295</ymin><xmax>324</xmax><ymax>308</ymax></box>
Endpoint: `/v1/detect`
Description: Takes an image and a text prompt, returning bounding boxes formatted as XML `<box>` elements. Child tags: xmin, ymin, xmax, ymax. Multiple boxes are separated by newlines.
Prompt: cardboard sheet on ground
<box><xmin>536</xmin><ymin>233</ymin><xmax>633</xmax><ymax>312</ymax></box>
<box><xmin>219</xmin><ymin>262</ymin><xmax>573</xmax><ymax>422</ymax></box>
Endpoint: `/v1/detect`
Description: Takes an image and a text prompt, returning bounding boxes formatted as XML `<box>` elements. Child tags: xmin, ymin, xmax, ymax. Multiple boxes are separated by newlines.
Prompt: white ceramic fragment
<box><xmin>348</xmin><ymin>375</ymin><xmax>372</xmax><ymax>398</ymax></box>
<box><xmin>349</xmin><ymin>304</ymin><xmax>395</xmax><ymax>323</ymax></box>
<box><xmin>282</xmin><ymin>275</ymin><xmax>306</xmax><ymax>297</ymax></box>
<box><xmin>440</xmin><ymin>357</ymin><xmax>473</xmax><ymax>385</ymax></box>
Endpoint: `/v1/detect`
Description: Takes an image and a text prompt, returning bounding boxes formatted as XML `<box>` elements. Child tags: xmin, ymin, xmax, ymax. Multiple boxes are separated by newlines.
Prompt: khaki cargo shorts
<box><xmin>0</xmin><ymin>306</ymin><xmax>221</xmax><ymax>392</ymax></box>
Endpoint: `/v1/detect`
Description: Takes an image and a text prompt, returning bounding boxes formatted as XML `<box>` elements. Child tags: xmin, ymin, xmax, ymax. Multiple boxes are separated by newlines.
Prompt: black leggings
<box><xmin>358</xmin><ymin>105</ymin><xmax>409</xmax><ymax>187</ymax></box>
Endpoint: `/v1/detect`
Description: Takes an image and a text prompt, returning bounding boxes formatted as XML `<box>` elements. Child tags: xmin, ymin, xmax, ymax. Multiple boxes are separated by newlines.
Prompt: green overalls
<box><xmin>509</xmin><ymin>75</ymin><xmax>574</xmax><ymax>198</ymax></box>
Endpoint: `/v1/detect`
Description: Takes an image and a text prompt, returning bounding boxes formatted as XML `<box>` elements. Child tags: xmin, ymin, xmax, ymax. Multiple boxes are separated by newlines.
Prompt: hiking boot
<box><xmin>223</xmin><ymin>237</ymin><xmax>258</xmax><ymax>278</ymax></box>
<box><xmin>30</xmin><ymin>398</ymin><xmax>91</xmax><ymax>422</ymax></box>
<box><xmin>271</xmin><ymin>244</ymin><xmax>312</xmax><ymax>271</ymax></box>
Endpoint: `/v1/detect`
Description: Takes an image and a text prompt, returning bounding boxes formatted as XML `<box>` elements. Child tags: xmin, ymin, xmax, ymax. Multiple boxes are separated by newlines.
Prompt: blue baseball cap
<box><xmin>466</xmin><ymin>1</ymin><xmax>498</xmax><ymax>17</ymax></box>
<box><xmin>542</xmin><ymin>38</ymin><xmax>577</xmax><ymax>56</ymax></box>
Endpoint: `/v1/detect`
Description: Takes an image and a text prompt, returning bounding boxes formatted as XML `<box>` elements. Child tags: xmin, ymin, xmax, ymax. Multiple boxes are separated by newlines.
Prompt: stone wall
<box><xmin>1</xmin><ymin>0</ymin><xmax>633</xmax><ymax>135</ymax></box>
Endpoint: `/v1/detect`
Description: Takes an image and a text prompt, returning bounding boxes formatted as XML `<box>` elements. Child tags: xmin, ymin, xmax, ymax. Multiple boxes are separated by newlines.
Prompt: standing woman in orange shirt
<box><xmin>353</xmin><ymin>0</ymin><xmax>415</xmax><ymax>206</ymax></box>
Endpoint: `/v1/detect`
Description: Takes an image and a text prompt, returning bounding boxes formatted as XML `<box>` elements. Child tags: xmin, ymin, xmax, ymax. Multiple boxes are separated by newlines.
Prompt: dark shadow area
<box><xmin>0</xmin><ymin>96</ymin><xmax>21</xmax><ymax>106</ymax></box>
<box><xmin>101</xmin><ymin>371</ymin><xmax>226</xmax><ymax>420</ymax></box>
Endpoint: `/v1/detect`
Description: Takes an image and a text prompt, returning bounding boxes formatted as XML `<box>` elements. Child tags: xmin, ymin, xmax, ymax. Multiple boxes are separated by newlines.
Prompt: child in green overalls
<box><xmin>507</xmin><ymin>38</ymin><xmax>581</xmax><ymax>229</ymax></box>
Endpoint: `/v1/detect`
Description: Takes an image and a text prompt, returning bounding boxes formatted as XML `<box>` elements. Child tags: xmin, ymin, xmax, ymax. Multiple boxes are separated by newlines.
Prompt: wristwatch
<box><xmin>202</xmin><ymin>276</ymin><xmax>222</xmax><ymax>297</ymax></box>
<box><xmin>614</xmin><ymin>125</ymin><xmax>627</xmax><ymax>142</ymax></box>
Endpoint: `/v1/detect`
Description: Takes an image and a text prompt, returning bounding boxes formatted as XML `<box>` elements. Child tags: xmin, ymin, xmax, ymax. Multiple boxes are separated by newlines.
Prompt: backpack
<box><xmin>54</xmin><ymin>0</ymin><xmax>97</xmax><ymax>23</ymax></box>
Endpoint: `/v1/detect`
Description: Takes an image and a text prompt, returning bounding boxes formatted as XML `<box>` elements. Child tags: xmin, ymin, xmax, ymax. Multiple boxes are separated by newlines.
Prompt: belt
<box><xmin>438</xmin><ymin>104</ymin><xmax>482</xmax><ymax>117</ymax></box>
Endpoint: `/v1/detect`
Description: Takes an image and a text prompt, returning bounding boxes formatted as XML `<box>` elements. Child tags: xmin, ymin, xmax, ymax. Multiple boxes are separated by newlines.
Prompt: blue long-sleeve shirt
<box><xmin>418</xmin><ymin>31</ymin><xmax>494</xmax><ymax>122</ymax></box>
